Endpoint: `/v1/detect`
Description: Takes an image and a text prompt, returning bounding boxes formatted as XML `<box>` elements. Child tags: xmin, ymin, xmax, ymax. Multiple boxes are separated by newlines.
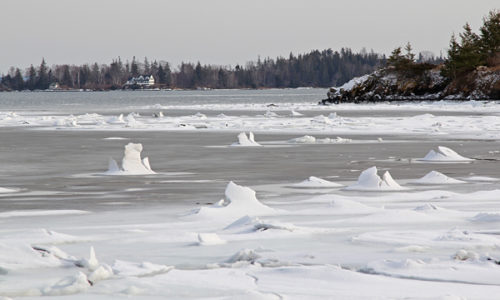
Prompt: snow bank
<box><xmin>411</xmin><ymin>171</ymin><xmax>465</xmax><ymax>185</ymax></box>
<box><xmin>231</xmin><ymin>132</ymin><xmax>261</xmax><ymax>147</ymax></box>
<box><xmin>292</xmin><ymin>176</ymin><xmax>342</xmax><ymax>188</ymax></box>
<box><xmin>471</xmin><ymin>212</ymin><xmax>500</xmax><ymax>222</ymax></box>
<box><xmin>419</xmin><ymin>146</ymin><xmax>473</xmax><ymax>162</ymax></box>
<box><xmin>345</xmin><ymin>166</ymin><xmax>404</xmax><ymax>191</ymax></box>
<box><xmin>195</xmin><ymin>182</ymin><xmax>275</xmax><ymax>218</ymax></box>
<box><xmin>106</xmin><ymin>143</ymin><xmax>156</xmax><ymax>175</ymax></box>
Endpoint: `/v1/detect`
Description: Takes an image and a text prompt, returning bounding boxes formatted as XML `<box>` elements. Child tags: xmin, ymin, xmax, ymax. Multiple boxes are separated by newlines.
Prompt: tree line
<box><xmin>385</xmin><ymin>10</ymin><xmax>499</xmax><ymax>80</ymax></box>
<box><xmin>0</xmin><ymin>48</ymin><xmax>388</xmax><ymax>91</ymax></box>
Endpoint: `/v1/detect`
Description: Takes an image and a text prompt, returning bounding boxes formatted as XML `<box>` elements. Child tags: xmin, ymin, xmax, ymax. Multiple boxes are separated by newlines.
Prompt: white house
<box><xmin>125</xmin><ymin>75</ymin><xmax>155</xmax><ymax>86</ymax></box>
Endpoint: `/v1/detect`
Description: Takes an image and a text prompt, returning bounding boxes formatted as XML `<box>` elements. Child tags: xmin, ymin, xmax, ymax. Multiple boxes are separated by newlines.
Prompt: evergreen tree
<box><xmin>26</xmin><ymin>65</ymin><xmax>37</xmax><ymax>90</ymax></box>
<box><xmin>37</xmin><ymin>58</ymin><xmax>50</xmax><ymax>90</ymax></box>
<box><xmin>157</xmin><ymin>64</ymin><xmax>166</xmax><ymax>84</ymax></box>
<box><xmin>131</xmin><ymin>56</ymin><xmax>139</xmax><ymax>77</ymax></box>
<box><xmin>12</xmin><ymin>68</ymin><xmax>24</xmax><ymax>91</ymax></box>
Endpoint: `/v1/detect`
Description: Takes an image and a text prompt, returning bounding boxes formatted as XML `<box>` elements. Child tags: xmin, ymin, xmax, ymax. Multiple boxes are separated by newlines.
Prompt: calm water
<box><xmin>0</xmin><ymin>89</ymin><xmax>325</xmax><ymax>112</ymax></box>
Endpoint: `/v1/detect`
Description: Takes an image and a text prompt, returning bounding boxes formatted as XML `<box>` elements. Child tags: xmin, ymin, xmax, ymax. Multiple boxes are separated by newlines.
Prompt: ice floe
<box><xmin>419</xmin><ymin>146</ymin><xmax>473</xmax><ymax>162</ymax></box>
<box><xmin>288</xmin><ymin>135</ymin><xmax>352</xmax><ymax>144</ymax></box>
<box><xmin>345</xmin><ymin>166</ymin><xmax>404</xmax><ymax>191</ymax></box>
<box><xmin>411</xmin><ymin>171</ymin><xmax>466</xmax><ymax>185</ymax></box>
<box><xmin>106</xmin><ymin>143</ymin><xmax>156</xmax><ymax>175</ymax></box>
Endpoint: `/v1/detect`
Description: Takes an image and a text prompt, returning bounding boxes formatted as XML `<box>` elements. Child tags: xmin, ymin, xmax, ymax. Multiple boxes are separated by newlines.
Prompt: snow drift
<box><xmin>106</xmin><ymin>143</ymin><xmax>156</xmax><ymax>175</ymax></box>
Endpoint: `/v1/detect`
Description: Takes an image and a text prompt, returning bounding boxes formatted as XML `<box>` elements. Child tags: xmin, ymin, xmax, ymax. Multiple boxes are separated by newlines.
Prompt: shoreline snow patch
<box><xmin>419</xmin><ymin>146</ymin><xmax>473</xmax><ymax>162</ymax></box>
<box><xmin>345</xmin><ymin>166</ymin><xmax>405</xmax><ymax>191</ymax></box>
<box><xmin>106</xmin><ymin>143</ymin><xmax>156</xmax><ymax>175</ymax></box>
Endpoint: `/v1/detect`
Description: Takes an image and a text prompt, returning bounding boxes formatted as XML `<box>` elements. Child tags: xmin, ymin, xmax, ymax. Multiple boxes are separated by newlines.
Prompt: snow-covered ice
<box><xmin>411</xmin><ymin>171</ymin><xmax>466</xmax><ymax>185</ymax></box>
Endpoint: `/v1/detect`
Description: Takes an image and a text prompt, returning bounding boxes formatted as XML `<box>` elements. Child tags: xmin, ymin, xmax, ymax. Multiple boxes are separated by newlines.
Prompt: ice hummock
<box><xmin>292</xmin><ymin>176</ymin><xmax>342</xmax><ymax>188</ymax></box>
<box><xmin>411</xmin><ymin>171</ymin><xmax>465</xmax><ymax>185</ymax></box>
<box><xmin>231</xmin><ymin>132</ymin><xmax>262</xmax><ymax>147</ymax></box>
<box><xmin>106</xmin><ymin>143</ymin><xmax>156</xmax><ymax>175</ymax></box>
<box><xmin>345</xmin><ymin>166</ymin><xmax>404</xmax><ymax>191</ymax></box>
<box><xmin>195</xmin><ymin>181</ymin><xmax>275</xmax><ymax>218</ymax></box>
<box><xmin>419</xmin><ymin>146</ymin><xmax>473</xmax><ymax>162</ymax></box>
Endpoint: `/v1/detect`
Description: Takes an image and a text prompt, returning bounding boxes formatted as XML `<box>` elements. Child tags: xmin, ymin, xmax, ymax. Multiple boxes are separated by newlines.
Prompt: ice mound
<box><xmin>290</xmin><ymin>110</ymin><xmax>303</xmax><ymax>116</ymax></box>
<box><xmin>231</xmin><ymin>132</ymin><xmax>261</xmax><ymax>147</ymax></box>
<box><xmin>292</xmin><ymin>176</ymin><xmax>342</xmax><ymax>188</ymax></box>
<box><xmin>107</xmin><ymin>114</ymin><xmax>126</xmax><ymax>124</ymax></box>
<box><xmin>419</xmin><ymin>146</ymin><xmax>473</xmax><ymax>162</ymax></box>
<box><xmin>106</xmin><ymin>143</ymin><xmax>156</xmax><ymax>175</ymax></box>
<box><xmin>471</xmin><ymin>212</ymin><xmax>500</xmax><ymax>222</ymax></box>
<box><xmin>197</xmin><ymin>233</ymin><xmax>226</xmax><ymax>246</ymax></box>
<box><xmin>317</xmin><ymin>137</ymin><xmax>352</xmax><ymax>144</ymax></box>
<box><xmin>411</xmin><ymin>171</ymin><xmax>465</xmax><ymax>185</ymax></box>
<box><xmin>195</xmin><ymin>182</ymin><xmax>275</xmax><ymax>218</ymax></box>
<box><xmin>0</xmin><ymin>187</ymin><xmax>18</xmax><ymax>194</ymax></box>
<box><xmin>288</xmin><ymin>135</ymin><xmax>316</xmax><ymax>144</ymax></box>
<box><xmin>217</xmin><ymin>248</ymin><xmax>293</xmax><ymax>268</ymax></box>
<box><xmin>42</xmin><ymin>272</ymin><xmax>90</xmax><ymax>296</ymax></box>
<box><xmin>288</xmin><ymin>135</ymin><xmax>351</xmax><ymax>144</ymax></box>
<box><xmin>75</xmin><ymin>246</ymin><xmax>99</xmax><ymax>271</ymax></box>
<box><xmin>225</xmin><ymin>215</ymin><xmax>297</xmax><ymax>233</ymax></box>
<box><xmin>345</xmin><ymin>166</ymin><xmax>404</xmax><ymax>191</ymax></box>
<box><xmin>112</xmin><ymin>260</ymin><xmax>172</xmax><ymax>277</ymax></box>
<box><xmin>264</xmin><ymin>110</ymin><xmax>279</xmax><ymax>117</ymax></box>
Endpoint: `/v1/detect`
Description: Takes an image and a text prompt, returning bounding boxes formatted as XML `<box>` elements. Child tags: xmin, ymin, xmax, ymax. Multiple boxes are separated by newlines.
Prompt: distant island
<box><xmin>322</xmin><ymin>10</ymin><xmax>500</xmax><ymax>103</ymax></box>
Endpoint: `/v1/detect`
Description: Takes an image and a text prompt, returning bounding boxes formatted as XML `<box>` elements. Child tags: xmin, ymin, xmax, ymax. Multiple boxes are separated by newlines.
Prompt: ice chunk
<box><xmin>88</xmin><ymin>264</ymin><xmax>113</xmax><ymax>283</ymax></box>
<box><xmin>411</xmin><ymin>171</ymin><xmax>465</xmax><ymax>185</ymax></box>
<box><xmin>106</xmin><ymin>143</ymin><xmax>156</xmax><ymax>175</ymax></box>
<box><xmin>290</xmin><ymin>110</ymin><xmax>303</xmax><ymax>116</ymax></box>
<box><xmin>112</xmin><ymin>260</ymin><xmax>172</xmax><ymax>277</ymax></box>
<box><xmin>231</xmin><ymin>132</ymin><xmax>261</xmax><ymax>147</ymax></box>
<box><xmin>75</xmin><ymin>246</ymin><xmax>99</xmax><ymax>271</ymax></box>
<box><xmin>345</xmin><ymin>166</ymin><xmax>404</xmax><ymax>191</ymax></box>
<box><xmin>292</xmin><ymin>176</ymin><xmax>342</xmax><ymax>188</ymax></box>
<box><xmin>419</xmin><ymin>146</ymin><xmax>473</xmax><ymax>162</ymax></box>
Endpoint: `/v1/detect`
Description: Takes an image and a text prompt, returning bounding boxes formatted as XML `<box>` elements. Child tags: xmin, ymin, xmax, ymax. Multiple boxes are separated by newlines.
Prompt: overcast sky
<box><xmin>0</xmin><ymin>0</ymin><xmax>498</xmax><ymax>73</ymax></box>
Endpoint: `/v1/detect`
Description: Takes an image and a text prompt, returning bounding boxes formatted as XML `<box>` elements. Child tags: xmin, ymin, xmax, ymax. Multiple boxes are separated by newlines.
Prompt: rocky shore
<box><xmin>321</xmin><ymin>65</ymin><xmax>500</xmax><ymax>104</ymax></box>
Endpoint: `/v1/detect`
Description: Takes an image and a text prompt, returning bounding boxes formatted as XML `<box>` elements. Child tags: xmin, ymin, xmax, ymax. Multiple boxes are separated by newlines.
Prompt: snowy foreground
<box><xmin>2</xmin><ymin>95</ymin><xmax>500</xmax><ymax>299</ymax></box>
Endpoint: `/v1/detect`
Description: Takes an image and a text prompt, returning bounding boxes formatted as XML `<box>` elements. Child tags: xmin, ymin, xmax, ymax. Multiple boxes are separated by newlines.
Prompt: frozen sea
<box><xmin>1</xmin><ymin>89</ymin><xmax>500</xmax><ymax>299</ymax></box>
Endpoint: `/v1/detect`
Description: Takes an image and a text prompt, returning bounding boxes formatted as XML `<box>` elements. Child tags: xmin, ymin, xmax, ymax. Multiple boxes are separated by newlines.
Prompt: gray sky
<box><xmin>0</xmin><ymin>0</ymin><xmax>498</xmax><ymax>73</ymax></box>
